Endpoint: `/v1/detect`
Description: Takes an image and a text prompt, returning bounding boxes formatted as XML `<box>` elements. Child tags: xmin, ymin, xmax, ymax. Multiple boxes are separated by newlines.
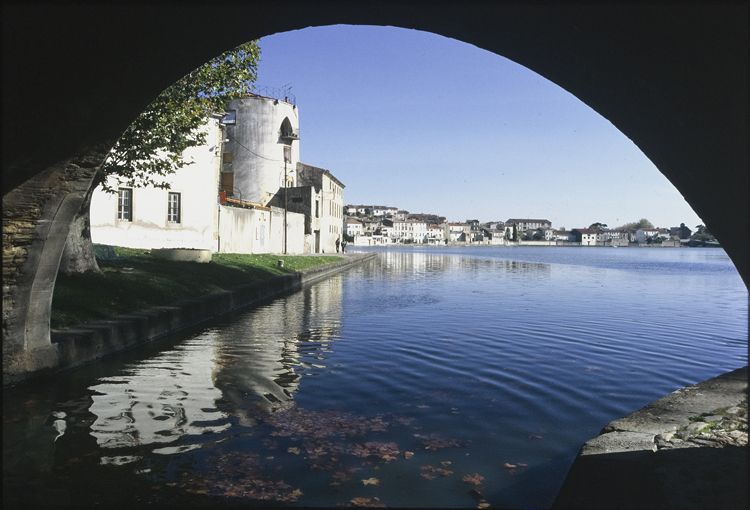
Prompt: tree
<box><xmin>617</xmin><ymin>218</ymin><xmax>654</xmax><ymax>231</ymax></box>
<box><xmin>590</xmin><ymin>222</ymin><xmax>608</xmax><ymax>229</ymax></box>
<box><xmin>693</xmin><ymin>224</ymin><xmax>714</xmax><ymax>242</ymax></box>
<box><xmin>59</xmin><ymin>41</ymin><xmax>261</xmax><ymax>274</ymax></box>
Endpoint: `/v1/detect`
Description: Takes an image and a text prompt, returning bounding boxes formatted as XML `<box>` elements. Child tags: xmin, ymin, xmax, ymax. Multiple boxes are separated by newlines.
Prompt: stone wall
<box><xmin>3</xmin><ymin>146</ymin><xmax>110</xmax><ymax>380</ymax></box>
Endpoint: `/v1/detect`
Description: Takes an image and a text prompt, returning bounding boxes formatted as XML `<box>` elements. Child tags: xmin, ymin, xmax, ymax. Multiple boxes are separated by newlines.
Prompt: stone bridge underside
<box><xmin>2</xmin><ymin>2</ymin><xmax>748</xmax><ymax>383</ymax></box>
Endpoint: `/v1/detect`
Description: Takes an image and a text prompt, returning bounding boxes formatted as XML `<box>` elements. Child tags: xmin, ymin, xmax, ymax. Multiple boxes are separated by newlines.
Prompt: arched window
<box><xmin>279</xmin><ymin>118</ymin><xmax>299</xmax><ymax>140</ymax></box>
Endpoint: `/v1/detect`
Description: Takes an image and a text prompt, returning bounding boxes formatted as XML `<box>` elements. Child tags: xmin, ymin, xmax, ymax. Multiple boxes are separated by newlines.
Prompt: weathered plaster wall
<box><xmin>224</xmin><ymin>96</ymin><xmax>300</xmax><ymax>206</ymax></box>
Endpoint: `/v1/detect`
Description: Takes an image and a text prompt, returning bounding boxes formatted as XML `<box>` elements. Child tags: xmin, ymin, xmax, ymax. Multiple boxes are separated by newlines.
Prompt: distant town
<box><xmin>342</xmin><ymin>205</ymin><xmax>717</xmax><ymax>248</ymax></box>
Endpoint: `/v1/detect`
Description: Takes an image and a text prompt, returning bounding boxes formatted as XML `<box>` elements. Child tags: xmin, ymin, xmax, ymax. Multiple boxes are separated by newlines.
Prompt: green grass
<box><xmin>51</xmin><ymin>247</ymin><xmax>342</xmax><ymax>330</ymax></box>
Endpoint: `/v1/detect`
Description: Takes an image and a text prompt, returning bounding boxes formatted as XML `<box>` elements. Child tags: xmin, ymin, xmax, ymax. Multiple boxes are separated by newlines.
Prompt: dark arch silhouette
<box><xmin>4</xmin><ymin>3</ymin><xmax>746</xmax><ymax>282</ymax></box>
<box><xmin>2</xmin><ymin>3</ymin><xmax>747</xmax><ymax>382</ymax></box>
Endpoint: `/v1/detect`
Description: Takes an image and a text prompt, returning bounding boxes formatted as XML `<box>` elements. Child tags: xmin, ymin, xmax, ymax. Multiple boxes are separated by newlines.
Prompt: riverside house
<box><xmin>91</xmin><ymin>90</ymin><xmax>341</xmax><ymax>255</ymax></box>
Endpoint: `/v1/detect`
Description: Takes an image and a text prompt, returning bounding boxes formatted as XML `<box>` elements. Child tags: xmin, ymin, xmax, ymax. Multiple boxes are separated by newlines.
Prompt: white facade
<box><xmin>90</xmin><ymin>118</ymin><xmax>223</xmax><ymax>251</ymax></box>
<box><xmin>636</xmin><ymin>228</ymin><xmax>659</xmax><ymax>243</ymax></box>
<box><xmin>409</xmin><ymin>220</ymin><xmax>428</xmax><ymax>243</ymax></box>
<box><xmin>506</xmin><ymin>219</ymin><xmax>552</xmax><ymax>231</ymax></box>
<box><xmin>427</xmin><ymin>225</ymin><xmax>444</xmax><ymax>243</ymax></box>
<box><xmin>344</xmin><ymin>217</ymin><xmax>364</xmax><ymax>237</ymax></box>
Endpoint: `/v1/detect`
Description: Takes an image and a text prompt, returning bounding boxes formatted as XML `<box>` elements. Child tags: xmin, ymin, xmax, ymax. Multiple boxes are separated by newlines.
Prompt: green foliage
<box><xmin>618</xmin><ymin>218</ymin><xmax>654</xmax><ymax>230</ymax></box>
<box><xmin>101</xmin><ymin>41</ymin><xmax>261</xmax><ymax>192</ymax></box>
<box><xmin>693</xmin><ymin>224</ymin><xmax>715</xmax><ymax>241</ymax></box>
<box><xmin>50</xmin><ymin>246</ymin><xmax>340</xmax><ymax>329</ymax></box>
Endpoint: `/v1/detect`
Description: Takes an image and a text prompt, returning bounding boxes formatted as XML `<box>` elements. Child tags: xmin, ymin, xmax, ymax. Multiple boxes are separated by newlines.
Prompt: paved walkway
<box><xmin>553</xmin><ymin>366</ymin><xmax>747</xmax><ymax>509</ymax></box>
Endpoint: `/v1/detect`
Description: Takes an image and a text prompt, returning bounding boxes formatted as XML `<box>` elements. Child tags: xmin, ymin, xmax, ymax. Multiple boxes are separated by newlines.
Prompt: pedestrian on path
<box><xmin>341</xmin><ymin>239</ymin><xmax>347</xmax><ymax>253</ymax></box>
<box><xmin>335</xmin><ymin>237</ymin><xmax>341</xmax><ymax>253</ymax></box>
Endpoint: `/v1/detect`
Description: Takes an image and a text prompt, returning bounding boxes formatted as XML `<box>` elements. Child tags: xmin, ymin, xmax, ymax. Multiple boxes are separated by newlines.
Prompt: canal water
<box><xmin>4</xmin><ymin>247</ymin><xmax>747</xmax><ymax>508</ymax></box>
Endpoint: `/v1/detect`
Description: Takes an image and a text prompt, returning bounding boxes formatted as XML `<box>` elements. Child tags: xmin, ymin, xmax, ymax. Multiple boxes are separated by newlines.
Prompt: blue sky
<box><xmin>255</xmin><ymin>25</ymin><xmax>703</xmax><ymax>230</ymax></box>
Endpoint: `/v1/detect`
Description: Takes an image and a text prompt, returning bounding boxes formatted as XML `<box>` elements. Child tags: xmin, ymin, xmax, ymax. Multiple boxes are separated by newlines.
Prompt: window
<box><xmin>283</xmin><ymin>145</ymin><xmax>291</xmax><ymax>163</ymax></box>
<box><xmin>222</xmin><ymin>110</ymin><xmax>236</xmax><ymax>125</ymax></box>
<box><xmin>220</xmin><ymin>172</ymin><xmax>234</xmax><ymax>195</ymax></box>
<box><xmin>118</xmin><ymin>188</ymin><xmax>132</xmax><ymax>221</ymax></box>
<box><xmin>168</xmin><ymin>192</ymin><xmax>181</xmax><ymax>223</ymax></box>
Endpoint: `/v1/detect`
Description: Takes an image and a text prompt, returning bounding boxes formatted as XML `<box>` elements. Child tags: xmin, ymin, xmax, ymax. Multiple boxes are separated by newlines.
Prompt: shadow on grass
<box><xmin>51</xmin><ymin>249</ymin><xmax>340</xmax><ymax>330</ymax></box>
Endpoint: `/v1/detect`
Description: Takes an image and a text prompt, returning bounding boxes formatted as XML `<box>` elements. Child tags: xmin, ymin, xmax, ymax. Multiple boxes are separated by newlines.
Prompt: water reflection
<box><xmin>377</xmin><ymin>250</ymin><xmax>551</xmax><ymax>278</ymax></box>
<box><xmin>86</xmin><ymin>276</ymin><xmax>344</xmax><ymax>456</ymax></box>
<box><xmin>5</xmin><ymin>248</ymin><xmax>744</xmax><ymax>508</ymax></box>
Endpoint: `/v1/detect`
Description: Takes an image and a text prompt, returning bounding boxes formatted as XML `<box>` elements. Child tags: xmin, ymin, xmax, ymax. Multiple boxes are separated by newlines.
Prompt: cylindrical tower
<box><xmin>222</xmin><ymin>94</ymin><xmax>300</xmax><ymax>205</ymax></box>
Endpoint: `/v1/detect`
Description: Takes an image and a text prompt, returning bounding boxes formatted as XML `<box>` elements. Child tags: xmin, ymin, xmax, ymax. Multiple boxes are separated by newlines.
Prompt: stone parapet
<box><xmin>553</xmin><ymin>366</ymin><xmax>748</xmax><ymax>509</ymax></box>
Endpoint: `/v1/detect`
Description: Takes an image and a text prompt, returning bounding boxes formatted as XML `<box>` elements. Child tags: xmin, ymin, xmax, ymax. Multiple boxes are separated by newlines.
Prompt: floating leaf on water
<box><xmin>478</xmin><ymin>503</ymin><xmax>491</xmax><ymax>508</ymax></box>
<box><xmin>422</xmin><ymin>435</ymin><xmax>466</xmax><ymax>450</ymax></box>
<box><xmin>349</xmin><ymin>497</ymin><xmax>387</xmax><ymax>507</ymax></box>
<box><xmin>362</xmin><ymin>477</ymin><xmax>381</xmax><ymax>486</ymax></box>
<box><xmin>420</xmin><ymin>473</ymin><xmax>437</xmax><ymax>480</ymax></box>
<box><xmin>462</xmin><ymin>473</ymin><xmax>485</xmax><ymax>485</ymax></box>
<box><xmin>436</xmin><ymin>469</ymin><xmax>453</xmax><ymax>477</ymax></box>
<box><xmin>284</xmin><ymin>488</ymin><xmax>303</xmax><ymax>501</ymax></box>
<box><xmin>420</xmin><ymin>465</ymin><xmax>435</xmax><ymax>471</ymax></box>
<box><xmin>404</xmin><ymin>451</ymin><xmax>414</xmax><ymax>459</ymax></box>
<box><xmin>287</xmin><ymin>447</ymin><xmax>300</xmax><ymax>454</ymax></box>
<box><xmin>503</xmin><ymin>463</ymin><xmax>517</xmax><ymax>469</ymax></box>
<box><xmin>517</xmin><ymin>463</ymin><xmax>528</xmax><ymax>467</ymax></box>
<box><xmin>441</xmin><ymin>461</ymin><xmax>451</xmax><ymax>466</ymax></box>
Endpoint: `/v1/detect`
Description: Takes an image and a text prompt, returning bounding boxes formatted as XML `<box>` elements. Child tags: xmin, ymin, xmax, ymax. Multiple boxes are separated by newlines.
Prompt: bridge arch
<box><xmin>2</xmin><ymin>3</ymin><xmax>747</xmax><ymax>383</ymax></box>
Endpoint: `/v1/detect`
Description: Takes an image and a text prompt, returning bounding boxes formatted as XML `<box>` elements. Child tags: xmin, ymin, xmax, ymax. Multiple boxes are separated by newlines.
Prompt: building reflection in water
<box><xmin>86</xmin><ymin>276</ymin><xmax>344</xmax><ymax>459</ymax></box>
<box><xmin>373</xmin><ymin>250</ymin><xmax>551</xmax><ymax>280</ymax></box>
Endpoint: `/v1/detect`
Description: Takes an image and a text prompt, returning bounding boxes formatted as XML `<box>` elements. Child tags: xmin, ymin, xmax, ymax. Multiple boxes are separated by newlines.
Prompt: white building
<box><xmin>409</xmin><ymin>219</ymin><xmax>428</xmax><ymax>243</ymax></box>
<box><xmin>295</xmin><ymin>162</ymin><xmax>345</xmax><ymax>254</ymax></box>
<box><xmin>443</xmin><ymin>222</ymin><xmax>465</xmax><ymax>242</ymax></box>
<box><xmin>506</xmin><ymin>218</ymin><xmax>552</xmax><ymax>231</ymax></box>
<box><xmin>427</xmin><ymin>225</ymin><xmax>444</xmax><ymax>243</ymax></box>
<box><xmin>344</xmin><ymin>217</ymin><xmax>364</xmax><ymax>237</ymax></box>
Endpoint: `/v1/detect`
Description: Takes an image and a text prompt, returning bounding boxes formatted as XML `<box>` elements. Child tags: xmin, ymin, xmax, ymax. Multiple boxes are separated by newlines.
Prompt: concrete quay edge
<box><xmin>5</xmin><ymin>253</ymin><xmax>376</xmax><ymax>386</ymax></box>
<box><xmin>552</xmin><ymin>365</ymin><xmax>748</xmax><ymax>510</ymax></box>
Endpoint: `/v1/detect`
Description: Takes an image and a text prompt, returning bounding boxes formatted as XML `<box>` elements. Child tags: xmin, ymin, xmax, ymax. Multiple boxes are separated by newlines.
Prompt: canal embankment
<box><xmin>8</xmin><ymin>253</ymin><xmax>375</xmax><ymax>387</ymax></box>
<box><xmin>553</xmin><ymin>365</ymin><xmax>748</xmax><ymax>509</ymax></box>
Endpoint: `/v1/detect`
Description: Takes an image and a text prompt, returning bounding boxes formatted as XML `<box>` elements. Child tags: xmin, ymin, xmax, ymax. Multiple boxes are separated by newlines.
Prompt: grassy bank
<box><xmin>51</xmin><ymin>247</ymin><xmax>342</xmax><ymax>330</ymax></box>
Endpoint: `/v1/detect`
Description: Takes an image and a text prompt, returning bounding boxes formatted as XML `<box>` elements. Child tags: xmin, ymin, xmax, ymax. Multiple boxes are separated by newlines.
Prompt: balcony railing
<box><xmin>280</xmin><ymin>128</ymin><xmax>300</xmax><ymax>140</ymax></box>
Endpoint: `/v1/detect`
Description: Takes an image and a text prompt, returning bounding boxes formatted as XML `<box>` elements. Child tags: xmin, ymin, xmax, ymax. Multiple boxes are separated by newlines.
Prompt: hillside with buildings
<box><xmin>343</xmin><ymin>206</ymin><xmax>707</xmax><ymax>247</ymax></box>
